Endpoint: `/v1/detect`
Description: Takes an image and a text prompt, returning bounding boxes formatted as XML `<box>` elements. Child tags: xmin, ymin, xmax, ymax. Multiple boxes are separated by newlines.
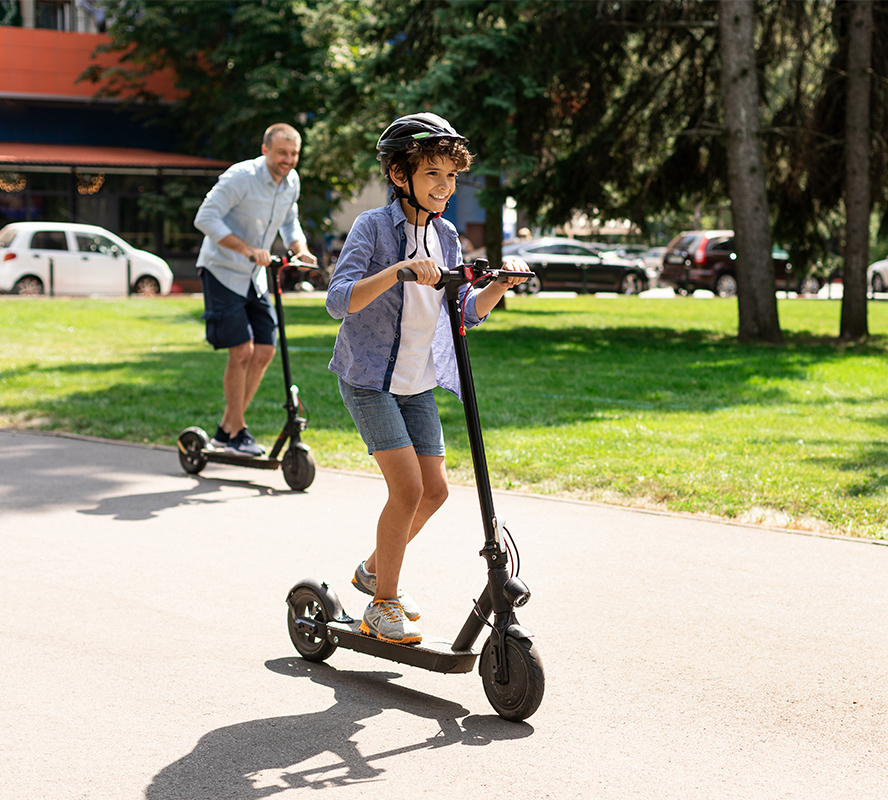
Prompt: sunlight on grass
<box><xmin>1</xmin><ymin>293</ymin><xmax>886</xmax><ymax>539</ymax></box>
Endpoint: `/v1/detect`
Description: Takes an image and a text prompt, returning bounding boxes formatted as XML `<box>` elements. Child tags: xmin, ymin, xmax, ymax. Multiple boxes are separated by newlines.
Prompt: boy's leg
<box><xmin>369</xmin><ymin>449</ymin><xmax>448</xmax><ymax>600</ymax></box>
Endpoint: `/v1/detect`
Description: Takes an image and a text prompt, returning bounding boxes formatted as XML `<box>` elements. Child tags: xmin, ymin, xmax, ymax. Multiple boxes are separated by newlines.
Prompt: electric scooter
<box><xmin>176</xmin><ymin>254</ymin><xmax>316</xmax><ymax>491</ymax></box>
<box><xmin>285</xmin><ymin>259</ymin><xmax>545</xmax><ymax>721</ymax></box>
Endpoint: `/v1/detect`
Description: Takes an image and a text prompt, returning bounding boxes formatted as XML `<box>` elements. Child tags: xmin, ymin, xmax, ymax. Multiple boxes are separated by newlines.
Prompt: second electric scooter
<box><xmin>285</xmin><ymin>259</ymin><xmax>544</xmax><ymax>721</ymax></box>
<box><xmin>177</xmin><ymin>253</ymin><xmax>316</xmax><ymax>491</ymax></box>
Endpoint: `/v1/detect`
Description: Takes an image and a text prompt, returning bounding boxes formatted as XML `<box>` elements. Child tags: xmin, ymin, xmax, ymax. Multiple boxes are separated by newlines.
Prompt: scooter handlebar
<box><xmin>397</xmin><ymin>262</ymin><xmax>527</xmax><ymax>285</ymax></box>
<box><xmin>251</xmin><ymin>253</ymin><xmax>316</xmax><ymax>270</ymax></box>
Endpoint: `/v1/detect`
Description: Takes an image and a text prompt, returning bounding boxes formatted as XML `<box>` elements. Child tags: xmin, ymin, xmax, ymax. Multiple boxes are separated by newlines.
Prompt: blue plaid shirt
<box><xmin>326</xmin><ymin>201</ymin><xmax>486</xmax><ymax>398</ymax></box>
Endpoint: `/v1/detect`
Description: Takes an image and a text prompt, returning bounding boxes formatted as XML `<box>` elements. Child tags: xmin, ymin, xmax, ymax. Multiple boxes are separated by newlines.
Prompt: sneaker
<box><xmin>210</xmin><ymin>426</ymin><xmax>229</xmax><ymax>449</ymax></box>
<box><xmin>352</xmin><ymin>562</ymin><xmax>421</xmax><ymax>621</ymax></box>
<box><xmin>225</xmin><ymin>427</ymin><xmax>265</xmax><ymax>457</ymax></box>
<box><xmin>360</xmin><ymin>599</ymin><xmax>422</xmax><ymax>644</ymax></box>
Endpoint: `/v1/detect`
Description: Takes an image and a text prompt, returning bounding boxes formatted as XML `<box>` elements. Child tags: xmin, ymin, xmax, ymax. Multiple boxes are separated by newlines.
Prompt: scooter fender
<box><xmin>505</xmin><ymin>623</ymin><xmax>535</xmax><ymax>641</ymax></box>
<box><xmin>286</xmin><ymin>578</ymin><xmax>345</xmax><ymax>621</ymax></box>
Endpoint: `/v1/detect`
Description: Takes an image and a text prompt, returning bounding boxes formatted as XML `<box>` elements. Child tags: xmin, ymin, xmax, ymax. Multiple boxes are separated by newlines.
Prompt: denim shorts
<box><xmin>199</xmin><ymin>267</ymin><xmax>277</xmax><ymax>350</ymax></box>
<box><xmin>338</xmin><ymin>378</ymin><xmax>446</xmax><ymax>456</ymax></box>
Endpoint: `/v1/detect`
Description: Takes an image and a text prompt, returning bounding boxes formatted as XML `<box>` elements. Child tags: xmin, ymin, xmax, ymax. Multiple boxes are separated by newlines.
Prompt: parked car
<box><xmin>868</xmin><ymin>258</ymin><xmax>888</xmax><ymax>293</ymax></box>
<box><xmin>501</xmin><ymin>237</ymin><xmax>649</xmax><ymax>295</ymax></box>
<box><xmin>0</xmin><ymin>222</ymin><xmax>174</xmax><ymax>296</ymax></box>
<box><xmin>659</xmin><ymin>230</ymin><xmax>820</xmax><ymax>297</ymax></box>
<box><xmin>642</xmin><ymin>246</ymin><xmax>667</xmax><ymax>280</ymax></box>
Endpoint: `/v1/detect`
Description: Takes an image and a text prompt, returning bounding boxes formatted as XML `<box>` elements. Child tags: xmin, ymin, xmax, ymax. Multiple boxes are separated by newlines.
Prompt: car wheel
<box><xmin>714</xmin><ymin>273</ymin><xmax>737</xmax><ymax>297</ymax></box>
<box><xmin>12</xmin><ymin>276</ymin><xmax>44</xmax><ymax>296</ymax></box>
<box><xmin>133</xmin><ymin>276</ymin><xmax>161</xmax><ymax>296</ymax></box>
<box><xmin>620</xmin><ymin>273</ymin><xmax>643</xmax><ymax>295</ymax></box>
<box><xmin>798</xmin><ymin>276</ymin><xmax>820</xmax><ymax>296</ymax></box>
<box><xmin>514</xmin><ymin>273</ymin><xmax>542</xmax><ymax>295</ymax></box>
<box><xmin>873</xmin><ymin>273</ymin><xmax>886</xmax><ymax>294</ymax></box>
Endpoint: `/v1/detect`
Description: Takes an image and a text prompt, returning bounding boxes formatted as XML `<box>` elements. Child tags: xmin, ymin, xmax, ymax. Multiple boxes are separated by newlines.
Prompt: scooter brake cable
<box><xmin>503</xmin><ymin>524</ymin><xmax>520</xmax><ymax>578</ymax></box>
<box><xmin>459</xmin><ymin>273</ymin><xmax>489</xmax><ymax>335</ymax></box>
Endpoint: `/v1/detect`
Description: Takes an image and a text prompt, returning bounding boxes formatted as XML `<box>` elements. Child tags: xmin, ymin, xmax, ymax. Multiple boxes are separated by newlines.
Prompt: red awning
<box><xmin>0</xmin><ymin>142</ymin><xmax>231</xmax><ymax>172</ymax></box>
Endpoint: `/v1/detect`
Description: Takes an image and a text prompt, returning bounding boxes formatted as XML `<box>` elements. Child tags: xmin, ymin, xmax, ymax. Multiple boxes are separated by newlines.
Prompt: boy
<box><xmin>326</xmin><ymin>113</ymin><xmax>529</xmax><ymax>644</ymax></box>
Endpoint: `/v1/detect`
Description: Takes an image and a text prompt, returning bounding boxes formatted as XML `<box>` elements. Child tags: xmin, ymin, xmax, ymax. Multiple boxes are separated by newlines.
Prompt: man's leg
<box><xmin>221</xmin><ymin>342</ymin><xmax>276</xmax><ymax>434</ymax></box>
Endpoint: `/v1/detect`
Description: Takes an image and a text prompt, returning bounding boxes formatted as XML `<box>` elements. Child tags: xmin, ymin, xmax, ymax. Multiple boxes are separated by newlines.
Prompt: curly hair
<box><xmin>380</xmin><ymin>137</ymin><xmax>474</xmax><ymax>188</ymax></box>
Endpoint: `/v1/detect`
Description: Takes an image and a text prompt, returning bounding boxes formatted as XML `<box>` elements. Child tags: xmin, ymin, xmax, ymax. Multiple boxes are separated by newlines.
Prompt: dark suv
<box><xmin>659</xmin><ymin>230</ymin><xmax>820</xmax><ymax>297</ymax></box>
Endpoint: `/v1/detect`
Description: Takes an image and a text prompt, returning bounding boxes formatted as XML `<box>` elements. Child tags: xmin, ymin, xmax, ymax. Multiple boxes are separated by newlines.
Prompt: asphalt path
<box><xmin>2</xmin><ymin>429</ymin><xmax>887</xmax><ymax>800</ymax></box>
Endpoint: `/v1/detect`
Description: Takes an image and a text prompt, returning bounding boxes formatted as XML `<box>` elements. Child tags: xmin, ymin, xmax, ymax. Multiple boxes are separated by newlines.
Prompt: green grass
<box><xmin>2</xmin><ymin>293</ymin><xmax>887</xmax><ymax>539</ymax></box>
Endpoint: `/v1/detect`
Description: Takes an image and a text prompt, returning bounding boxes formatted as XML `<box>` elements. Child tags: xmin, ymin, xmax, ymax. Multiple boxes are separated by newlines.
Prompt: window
<box><xmin>76</xmin><ymin>233</ymin><xmax>118</xmax><ymax>255</ymax></box>
<box><xmin>30</xmin><ymin>230</ymin><xmax>68</xmax><ymax>250</ymax></box>
<box><xmin>709</xmin><ymin>238</ymin><xmax>734</xmax><ymax>252</ymax></box>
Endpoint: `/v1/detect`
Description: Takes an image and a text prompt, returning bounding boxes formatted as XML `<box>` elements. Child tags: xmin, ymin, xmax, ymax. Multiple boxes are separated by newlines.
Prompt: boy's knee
<box><xmin>425</xmin><ymin>480</ymin><xmax>449</xmax><ymax>509</ymax></box>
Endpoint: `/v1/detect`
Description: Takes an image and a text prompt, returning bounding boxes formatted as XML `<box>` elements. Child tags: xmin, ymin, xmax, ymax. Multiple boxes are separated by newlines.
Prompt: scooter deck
<box><xmin>324</xmin><ymin>617</ymin><xmax>480</xmax><ymax>674</ymax></box>
<box><xmin>201</xmin><ymin>449</ymin><xmax>282</xmax><ymax>470</ymax></box>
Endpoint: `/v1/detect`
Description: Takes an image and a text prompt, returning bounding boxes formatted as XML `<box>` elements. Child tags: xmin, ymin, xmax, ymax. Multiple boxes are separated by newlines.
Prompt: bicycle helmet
<box><xmin>376</xmin><ymin>112</ymin><xmax>468</xmax><ymax>156</ymax></box>
<box><xmin>377</xmin><ymin>113</ymin><xmax>469</xmax><ymax>259</ymax></box>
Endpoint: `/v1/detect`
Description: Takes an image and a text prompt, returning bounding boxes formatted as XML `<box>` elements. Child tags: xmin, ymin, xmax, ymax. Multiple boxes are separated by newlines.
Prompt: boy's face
<box><xmin>392</xmin><ymin>155</ymin><xmax>458</xmax><ymax>224</ymax></box>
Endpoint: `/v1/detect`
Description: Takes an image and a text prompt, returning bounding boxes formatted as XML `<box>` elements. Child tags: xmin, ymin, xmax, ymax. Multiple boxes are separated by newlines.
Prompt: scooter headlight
<box><xmin>503</xmin><ymin>577</ymin><xmax>531</xmax><ymax>608</ymax></box>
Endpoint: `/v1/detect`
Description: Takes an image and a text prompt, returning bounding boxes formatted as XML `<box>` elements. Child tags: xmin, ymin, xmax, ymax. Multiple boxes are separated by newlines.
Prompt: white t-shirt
<box><xmin>388</xmin><ymin>223</ymin><xmax>445</xmax><ymax>395</ymax></box>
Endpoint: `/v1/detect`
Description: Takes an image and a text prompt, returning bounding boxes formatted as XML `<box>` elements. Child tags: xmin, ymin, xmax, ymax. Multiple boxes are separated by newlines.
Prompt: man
<box><xmin>194</xmin><ymin>123</ymin><xmax>316</xmax><ymax>456</ymax></box>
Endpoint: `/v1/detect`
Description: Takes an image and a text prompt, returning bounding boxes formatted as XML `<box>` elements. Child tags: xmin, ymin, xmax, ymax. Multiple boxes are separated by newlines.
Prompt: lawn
<box><xmin>1</xmin><ymin>292</ymin><xmax>886</xmax><ymax>539</ymax></box>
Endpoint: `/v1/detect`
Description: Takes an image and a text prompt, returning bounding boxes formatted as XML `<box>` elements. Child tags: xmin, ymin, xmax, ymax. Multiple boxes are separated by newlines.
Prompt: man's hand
<box><xmin>248</xmin><ymin>247</ymin><xmax>273</xmax><ymax>267</ymax></box>
<box><xmin>289</xmin><ymin>243</ymin><xmax>318</xmax><ymax>266</ymax></box>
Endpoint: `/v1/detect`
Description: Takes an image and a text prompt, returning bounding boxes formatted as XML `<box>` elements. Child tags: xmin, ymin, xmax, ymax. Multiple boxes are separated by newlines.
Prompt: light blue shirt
<box><xmin>194</xmin><ymin>154</ymin><xmax>307</xmax><ymax>296</ymax></box>
<box><xmin>326</xmin><ymin>201</ymin><xmax>486</xmax><ymax>398</ymax></box>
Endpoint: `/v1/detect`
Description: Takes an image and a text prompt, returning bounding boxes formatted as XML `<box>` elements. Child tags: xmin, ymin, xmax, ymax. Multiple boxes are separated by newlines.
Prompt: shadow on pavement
<box><xmin>146</xmin><ymin>658</ymin><xmax>532</xmax><ymax>799</ymax></box>
<box><xmin>77</xmin><ymin>476</ymin><xmax>285</xmax><ymax>522</ymax></box>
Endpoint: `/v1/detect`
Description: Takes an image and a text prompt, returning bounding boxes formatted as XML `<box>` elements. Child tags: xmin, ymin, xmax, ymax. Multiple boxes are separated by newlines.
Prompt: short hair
<box><xmin>263</xmin><ymin>123</ymin><xmax>301</xmax><ymax>149</ymax></box>
<box><xmin>380</xmin><ymin>137</ymin><xmax>474</xmax><ymax>188</ymax></box>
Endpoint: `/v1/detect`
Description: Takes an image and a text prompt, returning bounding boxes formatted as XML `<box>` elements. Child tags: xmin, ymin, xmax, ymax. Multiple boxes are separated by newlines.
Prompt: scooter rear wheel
<box><xmin>178</xmin><ymin>428</ymin><xmax>209</xmax><ymax>475</ymax></box>
<box><xmin>479</xmin><ymin>634</ymin><xmax>545</xmax><ymax>721</ymax></box>
<box><xmin>287</xmin><ymin>586</ymin><xmax>337</xmax><ymax>662</ymax></box>
<box><xmin>282</xmin><ymin>446</ymin><xmax>316</xmax><ymax>491</ymax></box>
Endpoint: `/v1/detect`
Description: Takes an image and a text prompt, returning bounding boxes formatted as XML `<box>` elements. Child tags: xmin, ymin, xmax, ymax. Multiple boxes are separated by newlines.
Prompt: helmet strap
<box><xmin>399</xmin><ymin>173</ymin><xmax>447</xmax><ymax>259</ymax></box>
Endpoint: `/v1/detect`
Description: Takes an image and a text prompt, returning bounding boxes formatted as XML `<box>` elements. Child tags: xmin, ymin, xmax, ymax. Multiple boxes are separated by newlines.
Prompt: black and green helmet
<box><xmin>376</xmin><ymin>112</ymin><xmax>467</xmax><ymax>157</ymax></box>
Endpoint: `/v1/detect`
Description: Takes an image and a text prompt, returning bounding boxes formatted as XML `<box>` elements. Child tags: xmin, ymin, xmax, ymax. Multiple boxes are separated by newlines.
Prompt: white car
<box><xmin>868</xmin><ymin>258</ymin><xmax>888</xmax><ymax>294</ymax></box>
<box><xmin>0</xmin><ymin>222</ymin><xmax>173</xmax><ymax>296</ymax></box>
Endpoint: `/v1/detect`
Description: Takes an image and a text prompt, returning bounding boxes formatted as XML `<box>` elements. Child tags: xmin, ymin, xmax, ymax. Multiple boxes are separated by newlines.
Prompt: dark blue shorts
<box><xmin>199</xmin><ymin>268</ymin><xmax>277</xmax><ymax>350</ymax></box>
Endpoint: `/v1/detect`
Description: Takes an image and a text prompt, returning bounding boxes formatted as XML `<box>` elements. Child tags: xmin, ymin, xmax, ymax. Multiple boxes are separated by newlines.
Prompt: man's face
<box><xmin>262</xmin><ymin>134</ymin><xmax>300</xmax><ymax>182</ymax></box>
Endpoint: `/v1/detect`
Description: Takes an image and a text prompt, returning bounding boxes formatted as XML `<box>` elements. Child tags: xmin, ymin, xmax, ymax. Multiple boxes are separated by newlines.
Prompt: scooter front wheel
<box><xmin>282</xmin><ymin>446</ymin><xmax>316</xmax><ymax>491</ymax></box>
<box><xmin>479</xmin><ymin>634</ymin><xmax>545</xmax><ymax>721</ymax></box>
<box><xmin>287</xmin><ymin>586</ymin><xmax>337</xmax><ymax>662</ymax></box>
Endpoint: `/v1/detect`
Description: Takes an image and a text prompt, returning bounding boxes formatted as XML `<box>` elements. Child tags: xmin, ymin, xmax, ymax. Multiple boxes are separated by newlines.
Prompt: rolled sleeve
<box><xmin>194</xmin><ymin>170</ymin><xmax>244</xmax><ymax>244</ymax></box>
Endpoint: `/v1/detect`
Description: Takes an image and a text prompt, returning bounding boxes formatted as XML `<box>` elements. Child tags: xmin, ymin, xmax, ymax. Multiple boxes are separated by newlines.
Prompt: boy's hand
<box><xmin>402</xmin><ymin>258</ymin><xmax>441</xmax><ymax>286</ymax></box>
<box><xmin>501</xmin><ymin>256</ymin><xmax>531</xmax><ymax>287</ymax></box>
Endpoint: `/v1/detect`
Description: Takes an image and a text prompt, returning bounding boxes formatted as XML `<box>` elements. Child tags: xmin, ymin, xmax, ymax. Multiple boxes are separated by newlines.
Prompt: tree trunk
<box><xmin>840</xmin><ymin>0</ymin><xmax>873</xmax><ymax>340</ymax></box>
<box><xmin>484</xmin><ymin>173</ymin><xmax>506</xmax><ymax>309</ymax></box>
<box><xmin>718</xmin><ymin>0</ymin><xmax>782</xmax><ymax>343</ymax></box>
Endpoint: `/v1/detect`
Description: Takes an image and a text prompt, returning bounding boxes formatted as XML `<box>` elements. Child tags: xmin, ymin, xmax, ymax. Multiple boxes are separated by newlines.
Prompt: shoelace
<box><xmin>373</xmin><ymin>599</ymin><xmax>406</xmax><ymax>621</ymax></box>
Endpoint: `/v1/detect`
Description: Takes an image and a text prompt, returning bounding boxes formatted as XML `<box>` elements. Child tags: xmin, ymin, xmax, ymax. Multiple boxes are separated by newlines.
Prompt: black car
<box><xmin>501</xmin><ymin>237</ymin><xmax>649</xmax><ymax>295</ymax></box>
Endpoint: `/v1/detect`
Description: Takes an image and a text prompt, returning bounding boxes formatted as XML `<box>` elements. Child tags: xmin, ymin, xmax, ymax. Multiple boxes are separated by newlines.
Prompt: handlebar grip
<box><xmin>397</xmin><ymin>267</ymin><xmax>452</xmax><ymax>283</ymax></box>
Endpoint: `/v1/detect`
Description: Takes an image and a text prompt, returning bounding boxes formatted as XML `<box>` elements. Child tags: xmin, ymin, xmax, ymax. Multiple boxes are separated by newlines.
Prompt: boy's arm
<box><xmin>347</xmin><ymin>258</ymin><xmax>439</xmax><ymax>314</ymax></box>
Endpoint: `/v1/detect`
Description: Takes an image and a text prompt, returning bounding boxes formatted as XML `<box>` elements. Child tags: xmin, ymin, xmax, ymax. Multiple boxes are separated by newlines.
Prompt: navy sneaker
<box><xmin>210</xmin><ymin>426</ymin><xmax>229</xmax><ymax>449</ymax></box>
<box><xmin>225</xmin><ymin>427</ymin><xmax>264</xmax><ymax>457</ymax></box>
